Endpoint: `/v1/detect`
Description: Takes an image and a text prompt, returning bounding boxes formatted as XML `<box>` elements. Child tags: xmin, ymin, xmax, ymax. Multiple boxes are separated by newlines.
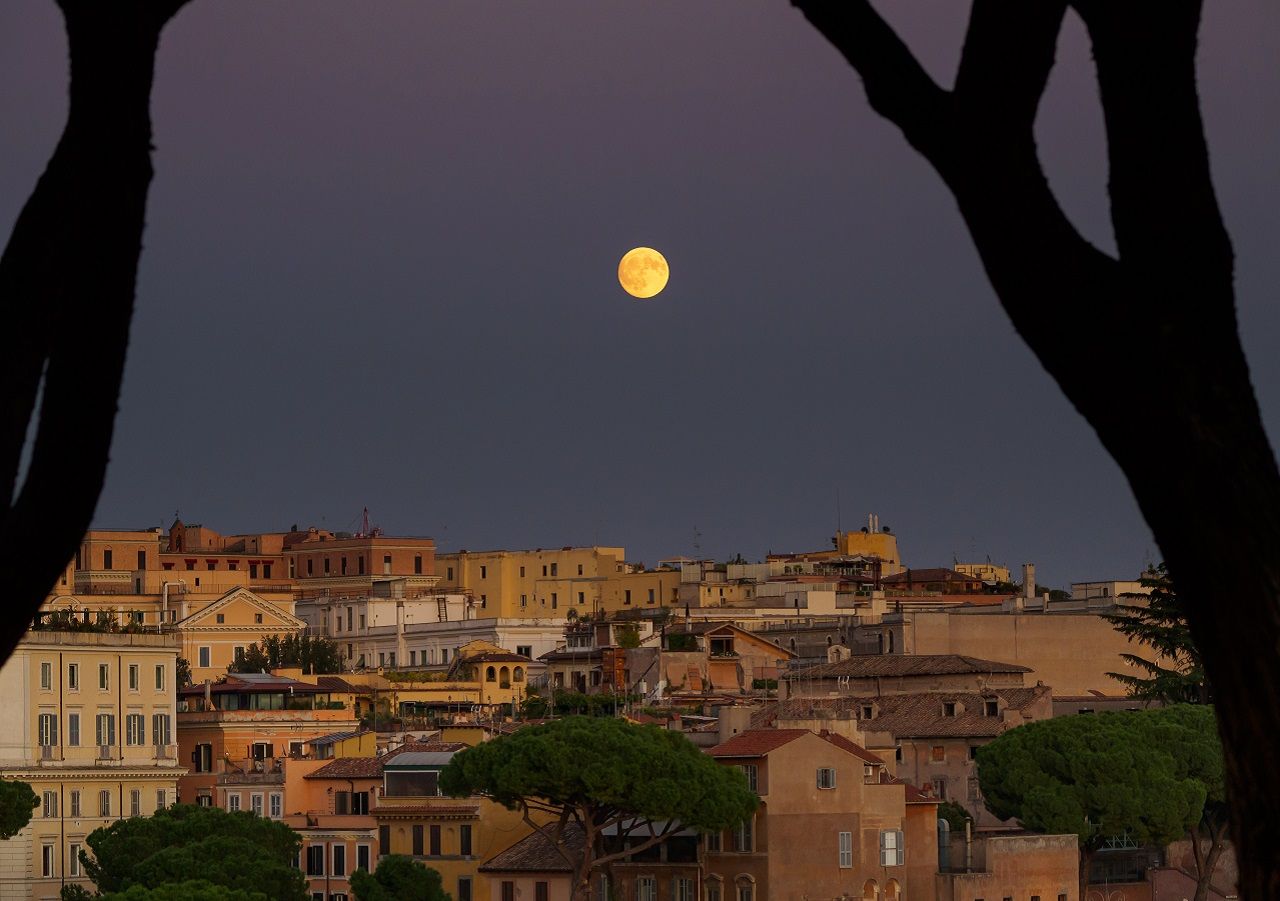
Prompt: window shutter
<box><xmin>896</xmin><ymin>829</ymin><xmax>905</xmax><ymax>865</ymax></box>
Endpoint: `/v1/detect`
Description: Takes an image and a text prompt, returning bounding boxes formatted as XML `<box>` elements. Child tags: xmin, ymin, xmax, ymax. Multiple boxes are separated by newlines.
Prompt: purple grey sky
<box><xmin>3</xmin><ymin>3</ymin><xmax>1278</xmax><ymax>588</ymax></box>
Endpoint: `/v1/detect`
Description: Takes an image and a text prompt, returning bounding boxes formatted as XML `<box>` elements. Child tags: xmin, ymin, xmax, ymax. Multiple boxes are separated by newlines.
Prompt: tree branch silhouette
<box><xmin>0</xmin><ymin>1</ymin><xmax>190</xmax><ymax>664</ymax></box>
<box><xmin>793</xmin><ymin>1</ymin><xmax>1280</xmax><ymax>896</ymax></box>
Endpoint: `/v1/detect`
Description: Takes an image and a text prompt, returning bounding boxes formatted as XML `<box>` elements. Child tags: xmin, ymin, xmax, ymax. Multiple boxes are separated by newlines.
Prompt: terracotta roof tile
<box><xmin>790</xmin><ymin>654</ymin><xmax>1030</xmax><ymax>681</ymax></box>
<box><xmin>305</xmin><ymin>757</ymin><xmax>384</xmax><ymax>779</ymax></box>
<box><xmin>480</xmin><ymin>824</ymin><xmax>582</xmax><ymax>873</ymax></box>
<box><xmin>817</xmin><ymin>731</ymin><xmax>885</xmax><ymax>765</ymax></box>
<box><xmin>707</xmin><ymin>729</ymin><xmax>809</xmax><ymax>758</ymax></box>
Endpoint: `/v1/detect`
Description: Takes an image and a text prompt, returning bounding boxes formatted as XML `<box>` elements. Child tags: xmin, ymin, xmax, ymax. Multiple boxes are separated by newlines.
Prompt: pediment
<box><xmin>176</xmin><ymin>587</ymin><xmax>305</xmax><ymax>630</ymax></box>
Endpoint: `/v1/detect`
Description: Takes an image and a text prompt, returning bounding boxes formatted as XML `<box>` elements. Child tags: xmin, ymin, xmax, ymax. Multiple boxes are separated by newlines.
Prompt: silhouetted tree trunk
<box><xmin>792</xmin><ymin>2</ymin><xmax>1279</xmax><ymax>897</ymax></box>
<box><xmin>0</xmin><ymin>1</ymin><xmax>188</xmax><ymax>664</ymax></box>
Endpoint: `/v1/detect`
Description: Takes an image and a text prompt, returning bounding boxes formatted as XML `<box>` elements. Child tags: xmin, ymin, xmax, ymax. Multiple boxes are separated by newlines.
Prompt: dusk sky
<box><xmin>3</xmin><ymin>2</ymin><xmax>1277</xmax><ymax>589</ymax></box>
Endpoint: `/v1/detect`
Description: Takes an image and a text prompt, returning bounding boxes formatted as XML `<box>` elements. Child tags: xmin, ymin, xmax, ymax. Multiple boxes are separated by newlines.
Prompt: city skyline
<box><xmin>3</xmin><ymin>1</ymin><xmax>1277</xmax><ymax>589</ymax></box>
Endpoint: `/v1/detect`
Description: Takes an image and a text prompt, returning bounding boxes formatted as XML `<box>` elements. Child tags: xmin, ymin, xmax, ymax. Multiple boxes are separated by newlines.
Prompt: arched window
<box><xmin>862</xmin><ymin>879</ymin><xmax>879</xmax><ymax>901</ymax></box>
<box><xmin>513</xmin><ymin>666</ymin><xmax>524</xmax><ymax>682</ymax></box>
<box><xmin>884</xmin><ymin>879</ymin><xmax>900</xmax><ymax>901</ymax></box>
<box><xmin>486</xmin><ymin>666</ymin><xmax>496</xmax><ymax>682</ymax></box>
<box><xmin>499</xmin><ymin>666</ymin><xmax>511</xmax><ymax>688</ymax></box>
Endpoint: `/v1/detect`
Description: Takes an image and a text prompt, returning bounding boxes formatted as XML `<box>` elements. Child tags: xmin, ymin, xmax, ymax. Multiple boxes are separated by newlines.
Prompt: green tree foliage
<box><xmin>227</xmin><ymin>633</ymin><xmax>342</xmax><ymax>675</ymax></box>
<box><xmin>95</xmin><ymin>881</ymin><xmax>269</xmax><ymax>901</ymax></box>
<box><xmin>1102</xmin><ymin>564</ymin><xmax>1208</xmax><ymax>703</ymax></box>
<box><xmin>348</xmin><ymin>855</ymin><xmax>449</xmax><ymax>901</ymax></box>
<box><xmin>75</xmin><ymin>804</ymin><xmax>305</xmax><ymax>900</ymax></box>
<box><xmin>977</xmin><ymin>707</ymin><xmax>1219</xmax><ymax>898</ymax></box>
<box><xmin>0</xmin><ymin>779</ymin><xmax>39</xmax><ymax>839</ymax></box>
<box><xmin>614</xmin><ymin>622</ymin><xmax>641</xmax><ymax>649</ymax></box>
<box><xmin>440</xmin><ymin>716</ymin><xmax>756</xmax><ymax>901</ymax></box>
<box><xmin>520</xmin><ymin>690</ymin><xmax>639</xmax><ymax>719</ymax></box>
<box><xmin>175</xmin><ymin>657</ymin><xmax>192</xmax><ymax>690</ymax></box>
<box><xmin>936</xmin><ymin>800</ymin><xmax>972</xmax><ymax>833</ymax></box>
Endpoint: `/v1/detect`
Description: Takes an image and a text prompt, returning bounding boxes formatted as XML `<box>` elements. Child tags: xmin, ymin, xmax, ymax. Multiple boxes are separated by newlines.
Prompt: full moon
<box><xmin>618</xmin><ymin>247</ymin><xmax>669</xmax><ymax>299</ymax></box>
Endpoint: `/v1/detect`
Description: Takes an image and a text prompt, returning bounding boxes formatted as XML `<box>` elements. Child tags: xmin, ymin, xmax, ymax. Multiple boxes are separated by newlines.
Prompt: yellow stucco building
<box><xmin>0</xmin><ymin>630</ymin><xmax>184</xmax><ymax>900</ymax></box>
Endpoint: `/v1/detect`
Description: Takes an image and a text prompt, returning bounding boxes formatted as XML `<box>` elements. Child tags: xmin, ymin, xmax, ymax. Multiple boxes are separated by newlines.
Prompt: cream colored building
<box><xmin>433</xmin><ymin>546</ymin><xmax>627</xmax><ymax>618</ymax></box>
<box><xmin>0</xmin><ymin>631</ymin><xmax>184</xmax><ymax>900</ymax></box>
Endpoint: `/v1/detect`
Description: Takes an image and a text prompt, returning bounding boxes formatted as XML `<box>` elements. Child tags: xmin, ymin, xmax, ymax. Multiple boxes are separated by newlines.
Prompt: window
<box><xmin>198</xmin><ymin>646</ymin><xmax>211</xmax><ymax>668</ymax></box>
<box><xmin>738</xmin><ymin>764</ymin><xmax>758</xmax><ymax>792</ymax></box>
<box><xmin>969</xmin><ymin>777</ymin><xmax>983</xmax><ymax>801</ymax></box>
<box><xmin>550</xmin><ymin>562</ymin><xmax>558</xmax><ymax>577</ymax></box>
<box><xmin>412</xmin><ymin>824</ymin><xmax>424</xmax><ymax>856</ymax></box>
<box><xmin>125</xmin><ymin>714</ymin><xmax>145</xmax><ymax>745</ymax></box>
<box><xmin>157</xmin><ymin>789</ymin><xmax>167</xmax><ymax>810</ymax></box>
<box><xmin>706</xmin><ymin>882</ymin><xmax>722</xmax><ymax>901</ymax></box>
<box><xmin>341</xmin><ymin>556</ymin><xmax>348</xmax><ymax>575</ymax></box>
<box><xmin>41</xmin><ymin>661</ymin><xmax>52</xmax><ymax>690</ymax></box>
<box><xmin>637</xmin><ymin>877</ymin><xmax>657</xmax><ymax>901</ymax></box>
<box><xmin>43</xmin><ymin>790</ymin><xmax>57</xmax><ymax>818</ymax></box>
<box><xmin>227</xmin><ymin>793</ymin><xmax>241</xmax><ymax>812</ymax></box>
<box><xmin>480</xmin><ymin>565</ymin><xmax>487</xmax><ymax>579</ymax></box>
<box><xmin>675</xmin><ymin>878</ymin><xmax>695</xmax><ymax>901</ymax></box>
<box><xmin>270</xmin><ymin>793</ymin><xmax>282</xmax><ymax>818</ymax></box>
<box><xmin>457</xmin><ymin>878</ymin><xmax>473</xmax><ymax>901</ymax></box>
<box><xmin>942</xmin><ymin>701</ymin><xmax>957</xmax><ymax>717</ymax></box>
<box><xmin>323</xmin><ymin>557</ymin><xmax>330</xmax><ymax>575</ymax></box>
<box><xmin>128</xmin><ymin>664</ymin><xmax>139</xmax><ymax>690</ymax></box>
<box><xmin>536</xmin><ymin>883</ymin><xmax>549</xmax><ymax>901</ymax></box>
<box><xmin>880</xmin><ymin>829</ymin><xmax>905</xmax><ymax>866</ymax></box>
<box><xmin>103</xmin><ymin>549</ymin><xmax>113</xmax><ymax>569</ymax></box>
<box><xmin>96</xmin><ymin>713</ymin><xmax>116</xmax><ymax>747</ymax></box>
<box><xmin>153</xmin><ymin>713</ymin><xmax>171</xmax><ymax>747</ymax></box>
<box><xmin>333</xmin><ymin>843</ymin><xmax>346</xmax><ymax>877</ymax></box>
<box><xmin>734</xmin><ymin>817</ymin><xmax>753</xmax><ymax>852</ymax></box>
<box><xmin>817</xmin><ymin>767</ymin><xmax>837</xmax><ymax>789</ymax></box>
<box><xmin>255</xmin><ymin>613</ymin><xmax>263</xmax><ymax>624</ymax></box>
<box><xmin>648</xmin><ymin>588</ymin><xmax>656</xmax><ymax>604</ymax></box>
<box><xmin>706</xmin><ymin>831</ymin><xmax>721</xmax><ymax>852</ymax></box>
<box><xmin>70</xmin><ymin>791</ymin><xmax>81</xmax><ymax>817</ymax></box>
<box><xmin>410</xmin><ymin>651</ymin><xmax>416</xmax><ymax>665</ymax></box>
<box><xmin>969</xmin><ymin>745</ymin><xmax>980</xmax><ymax>760</ymax></box>
<box><xmin>542</xmin><ymin>565</ymin><xmax>548</xmax><ymax>577</ymax></box>
<box><xmin>578</xmin><ymin>564</ymin><xmax>584</xmax><ymax>575</ymax></box>
<box><xmin>154</xmin><ymin>665</ymin><xmax>165</xmax><ymax>690</ymax></box>
<box><xmin>480</xmin><ymin>595</ymin><xmax>486</xmax><ymax>608</ymax></box>
<box><xmin>429</xmin><ymin>824</ymin><xmax>441</xmax><ymax>856</ymax></box>
<box><xmin>624</xmin><ymin>590</ymin><xmax>632</xmax><ymax>605</ymax></box>
<box><xmin>737</xmin><ymin>886</ymin><xmax>753</xmax><ymax>901</ymax></box>
<box><xmin>985</xmin><ymin>698</ymin><xmax>999</xmax><ymax>717</ymax></box>
<box><xmin>42</xmin><ymin>844</ymin><xmax>54</xmax><ymax>877</ymax></box>
<box><xmin>194</xmin><ymin>743</ymin><xmax>213</xmax><ymax>772</ymax></box>
<box><xmin>306</xmin><ymin>844</ymin><xmax>325</xmax><ymax>876</ymax></box>
<box><xmin>67</xmin><ymin>663</ymin><xmax>79</xmax><ymax>690</ymax></box>
<box><xmin>517</xmin><ymin>645</ymin><xmax>532</xmax><ymax>659</ymax></box>
<box><xmin>335</xmin><ymin>791</ymin><xmax>370</xmax><ymax>815</ymax></box>
<box><xmin>38</xmin><ymin>713</ymin><xmax>57</xmax><ymax>747</ymax></box>
<box><xmin>460</xmin><ymin>824</ymin><xmax>473</xmax><ymax>856</ymax></box>
<box><xmin>356</xmin><ymin>844</ymin><xmax>370</xmax><ymax>873</ymax></box>
<box><xmin>446</xmin><ymin>566</ymin><xmax>454</xmax><ymax>580</ymax></box>
<box><xmin>383</xmin><ymin>554</ymin><xmax>391</xmax><ymax>574</ymax></box>
<box><xmin>70</xmin><ymin>842</ymin><xmax>82</xmax><ymax>877</ymax></box>
<box><xmin>130</xmin><ymin>789</ymin><xmax>141</xmax><ymax>817</ymax></box>
<box><xmin>414</xmin><ymin>554</ymin><xmax>423</xmax><ymax>574</ymax></box>
<box><xmin>68</xmin><ymin>713</ymin><xmax>80</xmax><ymax>746</ymax></box>
<box><xmin>932</xmin><ymin>777</ymin><xmax>948</xmax><ymax>799</ymax></box>
<box><xmin>251</xmin><ymin>793</ymin><xmax>264</xmax><ymax>816</ymax></box>
<box><xmin>520</xmin><ymin>594</ymin><xmax>528</xmax><ymax>608</ymax></box>
<box><xmin>99</xmin><ymin>790</ymin><xmax>111</xmax><ymax>817</ymax></box>
<box><xmin>551</xmin><ymin>592</ymin><xmax>557</xmax><ymax>608</ymax></box>
<box><xmin>577</xmin><ymin>591</ymin><xmax>585</xmax><ymax>605</ymax></box>
<box><xmin>99</xmin><ymin>664</ymin><xmax>110</xmax><ymax>689</ymax></box>
<box><xmin>931</xmin><ymin>745</ymin><xmax>945</xmax><ymax>762</ymax></box>
<box><xmin>838</xmin><ymin>831</ymin><xmax>853</xmax><ymax>868</ymax></box>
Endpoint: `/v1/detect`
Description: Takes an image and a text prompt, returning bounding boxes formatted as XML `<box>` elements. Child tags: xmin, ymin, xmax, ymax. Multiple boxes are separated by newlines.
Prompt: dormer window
<box><xmin>984</xmin><ymin>698</ymin><xmax>999</xmax><ymax>717</ymax></box>
<box><xmin>861</xmin><ymin>704</ymin><xmax>874</xmax><ymax>720</ymax></box>
<box><xmin>942</xmin><ymin>701</ymin><xmax>957</xmax><ymax>717</ymax></box>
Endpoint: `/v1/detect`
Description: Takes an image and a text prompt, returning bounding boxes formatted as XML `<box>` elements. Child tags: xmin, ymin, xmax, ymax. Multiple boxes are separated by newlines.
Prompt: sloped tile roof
<box><xmin>305</xmin><ymin>757</ymin><xmax>384</xmax><ymax>779</ymax></box>
<box><xmin>480</xmin><ymin>824</ymin><xmax>583</xmax><ymax>873</ymax></box>
<box><xmin>790</xmin><ymin>654</ymin><xmax>1030</xmax><ymax>681</ymax></box>
<box><xmin>817</xmin><ymin>730</ymin><xmax>886</xmax><ymax>765</ymax></box>
<box><xmin>706</xmin><ymin>729</ymin><xmax>810</xmax><ymax>758</ymax></box>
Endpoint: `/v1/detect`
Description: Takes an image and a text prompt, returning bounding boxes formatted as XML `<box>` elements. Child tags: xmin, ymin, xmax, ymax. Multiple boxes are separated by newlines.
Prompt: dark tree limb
<box><xmin>792</xmin><ymin>2</ymin><xmax>1280</xmax><ymax>897</ymax></box>
<box><xmin>0</xmin><ymin>1</ymin><xmax>189</xmax><ymax>662</ymax></box>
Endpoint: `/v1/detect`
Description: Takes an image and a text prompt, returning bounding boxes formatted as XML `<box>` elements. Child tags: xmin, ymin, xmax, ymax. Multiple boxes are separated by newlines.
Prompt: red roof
<box><xmin>707</xmin><ymin>729</ymin><xmax>809</xmax><ymax>758</ymax></box>
<box><xmin>817</xmin><ymin>730</ymin><xmax>885</xmax><ymax>765</ymax></box>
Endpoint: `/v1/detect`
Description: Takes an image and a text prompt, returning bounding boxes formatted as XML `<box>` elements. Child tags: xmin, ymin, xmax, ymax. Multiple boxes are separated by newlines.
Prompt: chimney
<box><xmin>1022</xmin><ymin>563</ymin><xmax>1036</xmax><ymax>600</ymax></box>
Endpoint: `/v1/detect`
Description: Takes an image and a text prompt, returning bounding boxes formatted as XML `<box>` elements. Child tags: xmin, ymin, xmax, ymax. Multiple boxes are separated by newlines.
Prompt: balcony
<box><xmin>216</xmin><ymin>757</ymin><xmax>285</xmax><ymax>786</ymax></box>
